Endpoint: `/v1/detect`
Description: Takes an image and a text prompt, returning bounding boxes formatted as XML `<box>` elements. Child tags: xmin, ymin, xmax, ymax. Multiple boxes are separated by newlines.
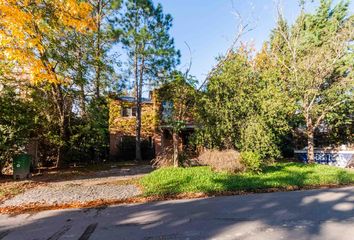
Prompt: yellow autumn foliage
<box><xmin>0</xmin><ymin>0</ymin><xmax>94</xmax><ymax>84</ymax></box>
<box><xmin>109</xmin><ymin>100</ymin><xmax>156</xmax><ymax>138</ymax></box>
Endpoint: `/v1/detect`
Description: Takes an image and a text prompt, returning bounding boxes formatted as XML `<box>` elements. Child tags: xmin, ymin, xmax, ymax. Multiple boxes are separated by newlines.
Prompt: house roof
<box><xmin>116</xmin><ymin>96</ymin><xmax>152</xmax><ymax>104</ymax></box>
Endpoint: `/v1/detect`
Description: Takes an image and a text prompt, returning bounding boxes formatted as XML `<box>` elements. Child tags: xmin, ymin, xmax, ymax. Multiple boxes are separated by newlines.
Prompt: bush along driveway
<box><xmin>140</xmin><ymin>163</ymin><xmax>354</xmax><ymax>197</ymax></box>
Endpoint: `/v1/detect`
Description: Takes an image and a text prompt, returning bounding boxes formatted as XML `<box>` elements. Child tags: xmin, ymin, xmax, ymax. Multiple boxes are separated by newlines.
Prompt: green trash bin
<box><xmin>13</xmin><ymin>154</ymin><xmax>31</xmax><ymax>180</ymax></box>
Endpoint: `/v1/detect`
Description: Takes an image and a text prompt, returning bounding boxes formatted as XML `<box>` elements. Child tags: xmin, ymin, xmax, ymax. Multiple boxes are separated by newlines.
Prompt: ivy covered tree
<box><xmin>157</xmin><ymin>71</ymin><xmax>197</xmax><ymax>167</ymax></box>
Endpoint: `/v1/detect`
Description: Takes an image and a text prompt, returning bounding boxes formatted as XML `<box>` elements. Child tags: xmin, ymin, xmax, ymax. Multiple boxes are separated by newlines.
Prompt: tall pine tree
<box><xmin>116</xmin><ymin>0</ymin><xmax>180</xmax><ymax>160</ymax></box>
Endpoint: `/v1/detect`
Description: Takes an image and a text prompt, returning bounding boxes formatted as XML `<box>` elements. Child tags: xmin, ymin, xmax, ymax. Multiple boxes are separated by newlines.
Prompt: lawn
<box><xmin>140</xmin><ymin>163</ymin><xmax>354</xmax><ymax>196</ymax></box>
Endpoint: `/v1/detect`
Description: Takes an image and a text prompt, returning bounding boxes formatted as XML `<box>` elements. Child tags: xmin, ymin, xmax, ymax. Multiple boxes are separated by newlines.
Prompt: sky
<box><xmin>152</xmin><ymin>0</ymin><xmax>354</xmax><ymax>84</ymax></box>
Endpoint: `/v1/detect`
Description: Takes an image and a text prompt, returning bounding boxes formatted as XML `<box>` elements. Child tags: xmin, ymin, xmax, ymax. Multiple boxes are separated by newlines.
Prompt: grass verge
<box><xmin>140</xmin><ymin>163</ymin><xmax>354</xmax><ymax>196</ymax></box>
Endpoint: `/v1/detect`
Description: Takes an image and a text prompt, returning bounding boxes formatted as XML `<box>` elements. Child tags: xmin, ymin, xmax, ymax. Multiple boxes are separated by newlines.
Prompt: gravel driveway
<box><xmin>1</xmin><ymin>184</ymin><xmax>140</xmax><ymax>207</ymax></box>
<box><xmin>0</xmin><ymin>165</ymin><xmax>152</xmax><ymax>208</ymax></box>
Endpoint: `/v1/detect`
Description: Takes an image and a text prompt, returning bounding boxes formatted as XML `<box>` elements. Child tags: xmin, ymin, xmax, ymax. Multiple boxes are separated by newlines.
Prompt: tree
<box><xmin>196</xmin><ymin>50</ymin><xmax>256</xmax><ymax>150</ymax></box>
<box><xmin>196</xmin><ymin>45</ymin><xmax>293</xmax><ymax>161</ymax></box>
<box><xmin>61</xmin><ymin>1</ymin><xmax>122</xmax><ymax>164</ymax></box>
<box><xmin>157</xmin><ymin>71</ymin><xmax>197</xmax><ymax>167</ymax></box>
<box><xmin>0</xmin><ymin>0</ymin><xmax>94</xmax><ymax>167</ymax></box>
<box><xmin>117</xmin><ymin>0</ymin><xmax>180</xmax><ymax>161</ymax></box>
<box><xmin>67</xmin><ymin>97</ymin><xmax>110</xmax><ymax>163</ymax></box>
<box><xmin>271</xmin><ymin>0</ymin><xmax>354</xmax><ymax>163</ymax></box>
<box><xmin>89</xmin><ymin>0</ymin><xmax>122</xmax><ymax>98</ymax></box>
<box><xmin>0</xmin><ymin>87</ymin><xmax>36</xmax><ymax>174</ymax></box>
<box><xmin>0</xmin><ymin>0</ymin><xmax>93</xmax><ymax>84</ymax></box>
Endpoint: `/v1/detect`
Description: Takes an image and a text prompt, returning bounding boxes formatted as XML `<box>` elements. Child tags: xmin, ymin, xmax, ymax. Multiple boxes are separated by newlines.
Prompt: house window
<box><xmin>162</xmin><ymin>101</ymin><xmax>173</xmax><ymax>121</ymax></box>
<box><xmin>122</xmin><ymin>107</ymin><xmax>137</xmax><ymax>117</ymax></box>
<box><xmin>122</xmin><ymin>107</ymin><xmax>132</xmax><ymax>117</ymax></box>
<box><xmin>132</xmin><ymin>107</ymin><xmax>137</xmax><ymax>117</ymax></box>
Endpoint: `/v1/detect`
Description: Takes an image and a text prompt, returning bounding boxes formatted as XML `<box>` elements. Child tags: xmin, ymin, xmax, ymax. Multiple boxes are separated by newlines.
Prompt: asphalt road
<box><xmin>0</xmin><ymin>186</ymin><xmax>353</xmax><ymax>240</ymax></box>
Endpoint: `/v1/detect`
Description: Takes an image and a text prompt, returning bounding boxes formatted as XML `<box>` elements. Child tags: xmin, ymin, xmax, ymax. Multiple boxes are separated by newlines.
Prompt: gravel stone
<box><xmin>1</xmin><ymin>184</ymin><xmax>141</xmax><ymax>207</ymax></box>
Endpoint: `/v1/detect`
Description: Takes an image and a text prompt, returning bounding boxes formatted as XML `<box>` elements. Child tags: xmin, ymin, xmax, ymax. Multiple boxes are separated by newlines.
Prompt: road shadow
<box><xmin>0</xmin><ymin>186</ymin><xmax>353</xmax><ymax>239</ymax></box>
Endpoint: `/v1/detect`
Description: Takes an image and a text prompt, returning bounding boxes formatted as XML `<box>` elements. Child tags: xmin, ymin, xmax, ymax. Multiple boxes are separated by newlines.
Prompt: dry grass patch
<box><xmin>196</xmin><ymin>149</ymin><xmax>245</xmax><ymax>173</ymax></box>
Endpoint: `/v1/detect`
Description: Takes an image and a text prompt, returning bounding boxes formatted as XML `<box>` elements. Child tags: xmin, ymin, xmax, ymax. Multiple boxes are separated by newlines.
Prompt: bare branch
<box><xmin>198</xmin><ymin>0</ymin><xmax>256</xmax><ymax>90</ymax></box>
<box><xmin>184</xmin><ymin>41</ymin><xmax>193</xmax><ymax>78</ymax></box>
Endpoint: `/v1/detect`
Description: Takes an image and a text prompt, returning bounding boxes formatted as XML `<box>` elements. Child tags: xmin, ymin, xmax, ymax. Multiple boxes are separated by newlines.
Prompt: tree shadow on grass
<box><xmin>212</xmin><ymin>165</ymin><xmax>352</xmax><ymax>193</ymax></box>
<box><xmin>143</xmin><ymin>163</ymin><xmax>353</xmax><ymax>197</ymax></box>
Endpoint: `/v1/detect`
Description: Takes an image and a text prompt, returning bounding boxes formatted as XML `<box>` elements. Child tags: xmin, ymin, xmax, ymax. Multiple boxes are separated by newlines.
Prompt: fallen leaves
<box><xmin>0</xmin><ymin>181</ymin><xmax>45</xmax><ymax>203</ymax></box>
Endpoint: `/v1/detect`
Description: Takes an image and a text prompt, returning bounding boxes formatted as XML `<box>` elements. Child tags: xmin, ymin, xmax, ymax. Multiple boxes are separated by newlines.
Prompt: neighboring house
<box><xmin>109</xmin><ymin>88</ymin><xmax>196</xmax><ymax>160</ymax></box>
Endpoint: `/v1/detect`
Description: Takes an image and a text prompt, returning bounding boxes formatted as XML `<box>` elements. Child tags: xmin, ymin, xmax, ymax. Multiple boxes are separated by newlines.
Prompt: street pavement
<box><xmin>0</xmin><ymin>186</ymin><xmax>353</xmax><ymax>240</ymax></box>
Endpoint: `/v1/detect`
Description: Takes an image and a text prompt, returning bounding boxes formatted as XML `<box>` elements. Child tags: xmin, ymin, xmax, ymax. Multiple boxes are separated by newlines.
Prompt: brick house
<box><xmin>109</xmin><ymin>86</ymin><xmax>196</xmax><ymax>160</ymax></box>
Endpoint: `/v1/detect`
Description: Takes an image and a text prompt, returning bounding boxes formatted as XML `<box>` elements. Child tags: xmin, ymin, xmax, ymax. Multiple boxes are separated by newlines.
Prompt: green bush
<box><xmin>240</xmin><ymin>151</ymin><xmax>261</xmax><ymax>173</ymax></box>
<box><xmin>66</xmin><ymin>97</ymin><xmax>109</xmax><ymax>163</ymax></box>
<box><xmin>0</xmin><ymin>87</ymin><xmax>36</xmax><ymax>173</ymax></box>
<box><xmin>240</xmin><ymin>117</ymin><xmax>281</xmax><ymax>161</ymax></box>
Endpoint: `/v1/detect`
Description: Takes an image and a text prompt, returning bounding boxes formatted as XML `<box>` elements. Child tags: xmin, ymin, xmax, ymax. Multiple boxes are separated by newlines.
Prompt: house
<box><xmin>109</xmin><ymin>84</ymin><xmax>196</xmax><ymax>161</ymax></box>
<box><xmin>109</xmin><ymin>95</ymin><xmax>155</xmax><ymax>160</ymax></box>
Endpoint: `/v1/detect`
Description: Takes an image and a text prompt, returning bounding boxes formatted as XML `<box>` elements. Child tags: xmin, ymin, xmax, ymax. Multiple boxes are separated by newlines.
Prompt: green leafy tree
<box><xmin>0</xmin><ymin>87</ymin><xmax>36</xmax><ymax>173</ymax></box>
<box><xmin>60</xmin><ymin>1</ymin><xmax>122</xmax><ymax>164</ymax></box>
<box><xmin>89</xmin><ymin>0</ymin><xmax>122</xmax><ymax>98</ymax></box>
<box><xmin>271</xmin><ymin>0</ymin><xmax>354</xmax><ymax>162</ymax></box>
<box><xmin>67</xmin><ymin>97</ymin><xmax>109</xmax><ymax>163</ymax></box>
<box><xmin>117</xmin><ymin>0</ymin><xmax>180</xmax><ymax>160</ymax></box>
<box><xmin>324</xmin><ymin>100</ymin><xmax>354</xmax><ymax>146</ymax></box>
<box><xmin>196</xmin><ymin>47</ymin><xmax>293</xmax><ymax>161</ymax></box>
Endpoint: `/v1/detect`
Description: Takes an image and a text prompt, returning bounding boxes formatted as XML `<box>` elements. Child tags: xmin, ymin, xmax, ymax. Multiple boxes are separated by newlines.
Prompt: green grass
<box><xmin>140</xmin><ymin>163</ymin><xmax>354</xmax><ymax>196</ymax></box>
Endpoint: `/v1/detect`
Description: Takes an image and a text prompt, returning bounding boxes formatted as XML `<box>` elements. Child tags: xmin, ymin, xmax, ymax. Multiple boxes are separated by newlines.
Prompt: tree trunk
<box><xmin>307</xmin><ymin>125</ymin><xmax>315</xmax><ymax>164</ymax></box>
<box><xmin>58</xmin><ymin>115</ymin><xmax>69</xmax><ymax>168</ymax></box>
<box><xmin>135</xmin><ymin>96</ymin><xmax>142</xmax><ymax>161</ymax></box>
<box><xmin>134</xmin><ymin>50</ymin><xmax>142</xmax><ymax>161</ymax></box>
<box><xmin>79</xmin><ymin>84</ymin><xmax>86</xmax><ymax>116</ymax></box>
<box><xmin>51</xmin><ymin>84</ymin><xmax>68</xmax><ymax>168</ymax></box>
<box><xmin>94</xmin><ymin>0</ymin><xmax>102</xmax><ymax>99</ymax></box>
<box><xmin>0</xmin><ymin>161</ymin><xmax>4</xmax><ymax>177</ymax></box>
<box><xmin>172</xmin><ymin>131</ymin><xmax>179</xmax><ymax>167</ymax></box>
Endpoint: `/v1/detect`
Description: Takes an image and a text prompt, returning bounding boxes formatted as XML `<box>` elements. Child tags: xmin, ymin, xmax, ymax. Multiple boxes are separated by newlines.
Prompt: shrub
<box><xmin>240</xmin><ymin>151</ymin><xmax>261</xmax><ymax>173</ymax></box>
<box><xmin>196</xmin><ymin>149</ymin><xmax>245</xmax><ymax>173</ymax></box>
<box><xmin>0</xmin><ymin>88</ymin><xmax>35</xmax><ymax>174</ymax></box>
<box><xmin>240</xmin><ymin>117</ymin><xmax>281</xmax><ymax>161</ymax></box>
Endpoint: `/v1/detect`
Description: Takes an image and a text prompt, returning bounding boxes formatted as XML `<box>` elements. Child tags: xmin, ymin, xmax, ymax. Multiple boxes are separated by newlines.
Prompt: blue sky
<box><xmin>153</xmin><ymin>0</ymin><xmax>354</xmax><ymax>83</ymax></box>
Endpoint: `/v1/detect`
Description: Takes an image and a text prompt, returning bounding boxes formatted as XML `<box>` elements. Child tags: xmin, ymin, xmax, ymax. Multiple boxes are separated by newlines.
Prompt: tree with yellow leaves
<box><xmin>0</xmin><ymin>0</ymin><xmax>94</xmax><ymax>166</ymax></box>
<box><xmin>0</xmin><ymin>0</ymin><xmax>93</xmax><ymax>83</ymax></box>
